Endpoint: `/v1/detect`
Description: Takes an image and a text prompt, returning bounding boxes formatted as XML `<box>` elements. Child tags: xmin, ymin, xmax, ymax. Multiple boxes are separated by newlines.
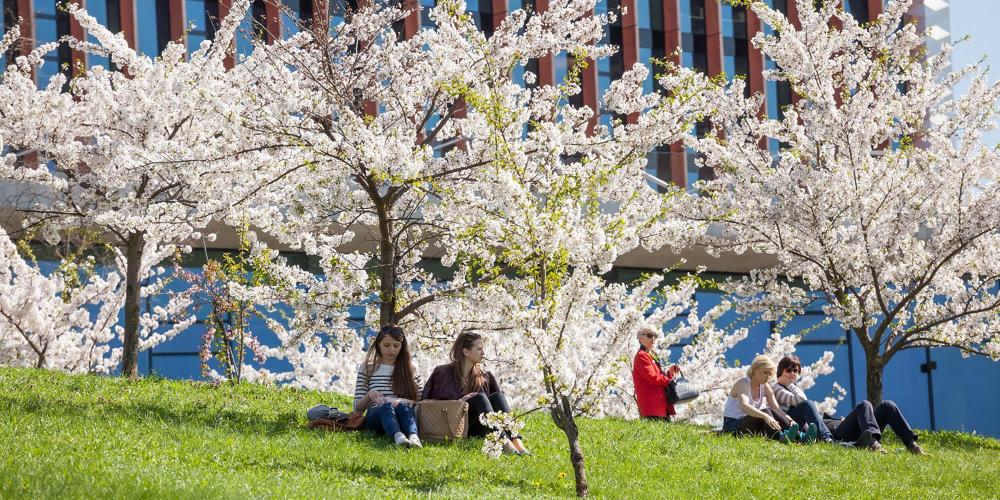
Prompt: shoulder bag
<box><xmin>665</xmin><ymin>368</ymin><xmax>700</xmax><ymax>405</ymax></box>
<box><xmin>415</xmin><ymin>399</ymin><xmax>469</xmax><ymax>442</ymax></box>
<box><xmin>306</xmin><ymin>404</ymin><xmax>366</xmax><ymax>431</ymax></box>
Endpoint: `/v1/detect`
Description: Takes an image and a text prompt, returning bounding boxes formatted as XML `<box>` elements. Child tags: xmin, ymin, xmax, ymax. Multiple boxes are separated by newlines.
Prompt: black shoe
<box><xmin>855</xmin><ymin>430</ymin><xmax>875</xmax><ymax>449</ymax></box>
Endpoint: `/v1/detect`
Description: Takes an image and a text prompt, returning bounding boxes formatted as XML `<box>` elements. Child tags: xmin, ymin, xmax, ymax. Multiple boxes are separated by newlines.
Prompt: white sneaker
<box><xmin>407</xmin><ymin>434</ymin><xmax>423</xmax><ymax>448</ymax></box>
<box><xmin>393</xmin><ymin>432</ymin><xmax>410</xmax><ymax>447</ymax></box>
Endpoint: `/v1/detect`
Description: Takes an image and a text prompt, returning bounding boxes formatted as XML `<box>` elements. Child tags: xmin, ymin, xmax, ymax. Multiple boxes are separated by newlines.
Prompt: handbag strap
<box><xmin>441</xmin><ymin>406</ymin><xmax>461</xmax><ymax>427</ymax></box>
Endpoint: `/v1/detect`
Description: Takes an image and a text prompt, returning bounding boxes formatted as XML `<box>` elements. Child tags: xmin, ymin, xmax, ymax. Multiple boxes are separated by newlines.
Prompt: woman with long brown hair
<box><xmin>421</xmin><ymin>332</ymin><xmax>530</xmax><ymax>455</ymax></box>
<box><xmin>353</xmin><ymin>324</ymin><xmax>424</xmax><ymax>448</ymax></box>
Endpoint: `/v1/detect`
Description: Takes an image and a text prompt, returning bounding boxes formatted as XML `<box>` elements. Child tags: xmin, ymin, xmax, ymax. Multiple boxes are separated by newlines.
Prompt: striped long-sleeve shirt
<box><xmin>771</xmin><ymin>381</ymin><xmax>808</xmax><ymax>411</ymax></box>
<box><xmin>353</xmin><ymin>363</ymin><xmax>424</xmax><ymax>411</ymax></box>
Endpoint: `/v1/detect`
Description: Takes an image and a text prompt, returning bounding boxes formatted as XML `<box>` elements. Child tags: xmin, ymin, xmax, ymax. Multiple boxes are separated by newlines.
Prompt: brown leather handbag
<box><xmin>416</xmin><ymin>400</ymin><xmax>469</xmax><ymax>442</ymax></box>
<box><xmin>307</xmin><ymin>411</ymin><xmax>366</xmax><ymax>432</ymax></box>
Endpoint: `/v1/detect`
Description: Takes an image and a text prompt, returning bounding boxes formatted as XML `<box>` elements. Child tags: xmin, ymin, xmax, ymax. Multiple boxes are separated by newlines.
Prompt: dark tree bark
<box><xmin>865</xmin><ymin>353</ymin><xmax>884</xmax><ymax>405</ymax></box>
<box><xmin>120</xmin><ymin>231</ymin><xmax>145</xmax><ymax>379</ymax></box>
<box><xmin>551</xmin><ymin>394</ymin><xmax>589</xmax><ymax>497</ymax></box>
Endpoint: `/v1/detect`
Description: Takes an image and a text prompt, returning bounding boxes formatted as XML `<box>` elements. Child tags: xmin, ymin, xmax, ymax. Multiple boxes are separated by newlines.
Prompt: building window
<box><xmin>2</xmin><ymin>0</ymin><xmax>20</xmax><ymax>67</ymax></box>
<box><xmin>136</xmin><ymin>0</ymin><xmax>172</xmax><ymax>57</ymax></box>
<box><xmin>680</xmin><ymin>0</ymin><xmax>707</xmax><ymax>73</ymax></box>
<box><xmin>34</xmin><ymin>0</ymin><xmax>72</xmax><ymax>86</ymax></box>
<box><xmin>764</xmin><ymin>0</ymin><xmax>792</xmax><ymax>154</ymax></box>
<box><xmin>187</xmin><ymin>0</ymin><xmax>220</xmax><ymax>52</ymax></box>
<box><xmin>636</xmin><ymin>0</ymin><xmax>665</xmax><ymax>94</ymax></box>
<box><xmin>236</xmin><ymin>0</ymin><xmax>268</xmax><ymax>57</ymax></box>
<box><xmin>721</xmin><ymin>2</ymin><xmax>749</xmax><ymax>95</ymax></box>
<box><xmin>328</xmin><ymin>0</ymin><xmax>348</xmax><ymax>28</ymax></box>
<box><xmin>595</xmin><ymin>0</ymin><xmax>623</xmax><ymax>131</ymax></box>
<box><xmin>843</xmin><ymin>0</ymin><xmax>869</xmax><ymax>24</ymax></box>
<box><xmin>86</xmin><ymin>0</ymin><xmax>121</xmax><ymax>69</ymax></box>
<box><xmin>281</xmin><ymin>0</ymin><xmax>314</xmax><ymax>38</ymax></box>
<box><xmin>467</xmin><ymin>0</ymin><xmax>494</xmax><ymax>37</ymax></box>
<box><xmin>509</xmin><ymin>0</ymin><xmax>538</xmax><ymax>89</ymax></box>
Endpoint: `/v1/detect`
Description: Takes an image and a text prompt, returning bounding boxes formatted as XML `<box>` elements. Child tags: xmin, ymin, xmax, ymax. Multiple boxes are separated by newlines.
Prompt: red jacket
<box><xmin>633</xmin><ymin>348</ymin><xmax>675</xmax><ymax>418</ymax></box>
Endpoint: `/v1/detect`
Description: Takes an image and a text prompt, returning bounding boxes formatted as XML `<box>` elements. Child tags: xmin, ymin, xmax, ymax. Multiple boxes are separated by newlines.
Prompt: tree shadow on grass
<box><xmin>270</xmin><ymin>439</ymin><xmax>540</xmax><ymax>496</ymax></box>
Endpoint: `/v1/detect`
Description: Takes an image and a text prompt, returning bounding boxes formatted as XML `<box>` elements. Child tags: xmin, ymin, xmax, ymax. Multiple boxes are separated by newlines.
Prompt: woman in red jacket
<box><xmin>633</xmin><ymin>327</ymin><xmax>680</xmax><ymax>420</ymax></box>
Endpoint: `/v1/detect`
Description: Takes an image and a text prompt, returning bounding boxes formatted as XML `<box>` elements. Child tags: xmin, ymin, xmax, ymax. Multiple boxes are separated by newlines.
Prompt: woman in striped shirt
<box><xmin>354</xmin><ymin>325</ymin><xmax>425</xmax><ymax>448</ymax></box>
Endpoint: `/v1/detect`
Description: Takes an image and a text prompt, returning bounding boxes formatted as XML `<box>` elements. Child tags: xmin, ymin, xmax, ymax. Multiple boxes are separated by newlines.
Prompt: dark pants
<box><xmin>466</xmin><ymin>392</ymin><xmax>514</xmax><ymax>438</ymax></box>
<box><xmin>787</xmin><ymin>400</ymin><xmax>834</xmax><ymax>441</ymax></box>
<box><xmin>642</xmin><ymin>416</ymin><xmax>672</xmax><ymax>422</ymax></box>
<box><xmin>723</xmin><ymin>408</ymin><xmax>788</xmax><ymax>440</ymax></box>
<box><xmin>831</xmin><ymin>400</ymin><xmax>917</xmax><ymax>446</ymax></box>
<box><xmin>365</xmin><ymin>402</ymin><xmax>417</xmax><ymax>436</ymax></box>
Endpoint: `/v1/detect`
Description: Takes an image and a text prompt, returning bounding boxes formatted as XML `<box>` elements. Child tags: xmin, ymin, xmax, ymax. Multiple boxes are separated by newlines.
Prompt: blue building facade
<box><xmin>4</xmin><ymin>0</ymin><xmax>999</xmax><ymax>438</ymax></box>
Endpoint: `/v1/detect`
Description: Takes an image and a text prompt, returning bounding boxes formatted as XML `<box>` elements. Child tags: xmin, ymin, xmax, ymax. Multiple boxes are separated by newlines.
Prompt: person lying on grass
<box><xmin>771</xmin><ymin>355</ymin><xmax>925</xmax><ymax>455</ymax></box>
<box><xmin>353</xmin><ymin>325</ymin><xmax>424</xmax><ymax>448</ymax></box>
<box><xmin>721</xmin><ymin>355</ymin><xmax>815</xmax><ymax>444</ymax></box>
<box><xmin>421</xmin><ymin>332</ymin><xmax>531</xmax><ymax>456</ymax></box>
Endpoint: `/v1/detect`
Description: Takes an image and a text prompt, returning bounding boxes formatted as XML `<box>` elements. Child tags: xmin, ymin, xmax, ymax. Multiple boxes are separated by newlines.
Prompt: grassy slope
<box><xmin>1</xmin><ymin>368</ymin><xmax>998</xmax><ymax>499</ymax></box>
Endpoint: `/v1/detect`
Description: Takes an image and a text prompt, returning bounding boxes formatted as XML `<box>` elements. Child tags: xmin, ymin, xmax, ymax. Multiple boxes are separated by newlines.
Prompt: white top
<box><xmin>353</xmin><ymin>363</ymin><xmax>424</xmax><ymax>411</ymax></box>
<box><xmin>723</xmin><ymin>377</ymin><xmax>768</xmax><ymax>419</ymax></box>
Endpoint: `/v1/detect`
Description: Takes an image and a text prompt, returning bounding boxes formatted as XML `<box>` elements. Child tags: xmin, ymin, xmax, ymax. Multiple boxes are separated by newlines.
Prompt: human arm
<box><xmin>763</xmin><ymin>384</ymin><xmax>794</xmax><ymax>426</ymax></box>
<box><xmin>633</xmin><ymin>351</ymin><xmax>672</xmax><ymax>387</ymax></box>
<box><xmin>771</xmin><ymin>382</ymin><xmax>807</xmax><ymax>408</ymax></box>
<box><xmin>420</xmin><ymin>366</ymin><xmax>438</xmax><ymax>401</ymax></box>
<box><xmin>732</xmin><ymin>380</ymin><xmax>780</xmax><ymax>430</ymax></box>
<box><xmin>486</xmin><ymin>371</ymin><xmax>500</xmax><ymax>395</ymax></box>
<box><xmin>353</xmin><ymin>365</ymin><xmax>374</xmax><ymax>412</ymax></box>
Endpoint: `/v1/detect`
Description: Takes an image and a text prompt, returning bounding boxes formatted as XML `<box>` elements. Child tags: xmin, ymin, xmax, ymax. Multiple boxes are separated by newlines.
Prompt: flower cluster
<box><xmin>479</xmin><ymin>411</ymin><xmax>526</xmax><ymax>459</ymax></box>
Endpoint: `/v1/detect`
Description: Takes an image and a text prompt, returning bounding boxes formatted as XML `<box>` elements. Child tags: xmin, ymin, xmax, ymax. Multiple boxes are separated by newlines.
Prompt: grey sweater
<box><xmin>771</xmin><ymin>381</ymin><xmax>808</xmax><ymax>411</ymax></box>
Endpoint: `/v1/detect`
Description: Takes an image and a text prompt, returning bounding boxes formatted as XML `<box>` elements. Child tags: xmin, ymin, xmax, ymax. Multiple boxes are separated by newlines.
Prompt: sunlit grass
<box><xmin>1</xmin><ymin>368</ymin><xmax>997</xmax><ymax>498</ymax></box>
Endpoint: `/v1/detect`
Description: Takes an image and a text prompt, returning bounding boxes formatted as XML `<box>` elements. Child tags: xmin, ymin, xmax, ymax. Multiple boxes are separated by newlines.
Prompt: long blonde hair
<box><xmin>746</xmin><ymin>355</ymin><xmax>777</xmax><ymax>380</ymax></box>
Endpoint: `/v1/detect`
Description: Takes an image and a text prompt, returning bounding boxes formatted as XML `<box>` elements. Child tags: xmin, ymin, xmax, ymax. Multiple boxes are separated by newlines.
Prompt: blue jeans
<box><xmin>787</xmin><ymin>400</ymin><xmax>833</xmax><ymax>441</ymax></box>
<box><xmin>365</xmin><ymin>402</ymin><xmax>418</xmax><ymax>436</ymax></box>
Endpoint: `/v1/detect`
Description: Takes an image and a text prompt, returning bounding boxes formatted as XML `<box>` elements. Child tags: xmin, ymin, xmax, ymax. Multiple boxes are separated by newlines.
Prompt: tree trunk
<box><xmin>550</xmin><ymin>395</ymin><xmax>589</xmax><ymax>497</ymax></box>
<box><xmin>865</xmin><ymin>355</ymin><xmax>884</xmax><ymax>405</ymax></box>
<box><xmin>377</xmin><ymin>205</ymin><xmax>397</xmax><ymax>327</ymax></box>
<box><xmin>120</xmin><ymin>231</ymin><xmax>145</xmax><ymax>379</ymax></box>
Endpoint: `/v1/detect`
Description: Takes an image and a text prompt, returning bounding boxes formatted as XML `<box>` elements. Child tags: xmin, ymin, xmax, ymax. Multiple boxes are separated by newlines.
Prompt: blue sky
<box><xmin>949</xmin><ymin>0</ymin><xmax>1000</xmax><ymax>145</ymax></box>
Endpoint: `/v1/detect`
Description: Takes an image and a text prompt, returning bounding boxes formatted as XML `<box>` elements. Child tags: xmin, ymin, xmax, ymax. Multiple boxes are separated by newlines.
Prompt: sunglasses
<box><xmin>643</xmin><ymin>333</ymin><xmax>659</xmax><ymax>339</ymax></box>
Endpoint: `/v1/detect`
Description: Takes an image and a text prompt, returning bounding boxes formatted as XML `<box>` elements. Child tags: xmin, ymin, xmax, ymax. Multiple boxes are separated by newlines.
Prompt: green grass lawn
<box><xmin>1</xmin><ymin>368</ymin><xmax>998</xmax><ymax>499</ymax></box>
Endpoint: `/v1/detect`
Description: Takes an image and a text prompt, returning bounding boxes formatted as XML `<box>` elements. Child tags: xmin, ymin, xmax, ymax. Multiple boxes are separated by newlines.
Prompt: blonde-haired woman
<box><xmin>721</xmin><ymin>355</ymin><xmax>799</xmax><ymax>442</ymax></box>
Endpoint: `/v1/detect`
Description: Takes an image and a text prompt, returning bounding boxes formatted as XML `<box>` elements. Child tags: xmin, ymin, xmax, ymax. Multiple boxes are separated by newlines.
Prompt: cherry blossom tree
<box><xmin>175</xmin><ymin>227</ymin><xmax>364</xmax><ymax>394</ymax></box>
<box><xmin>228</xmin><ymin>0</ymin><xmax>630</xmax><ymax>354</ymax></box>
<box><xmin>0</xmin><ymin>224</ymin><xmax>124</xmax><ymax>373</ymax></box>
<box><xmin>422</xmin><ymin>37</ymin><xmax>727</xmax><ymax>489</ymax></box>
<box><xmin>0</xmin><ymin>1</ymin><xmax>265</xmax><ymax>377</ymax></box>
<box><xmin>693</xmin><ymin>0</ymin><xmax>1000</xmax><ymax>403</ymax></box>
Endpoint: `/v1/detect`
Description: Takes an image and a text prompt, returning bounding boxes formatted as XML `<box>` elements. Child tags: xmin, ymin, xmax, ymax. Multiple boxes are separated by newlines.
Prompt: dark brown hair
<box><xmin>450</xmin><ymin>332</ymin><xmax>488</xmax><ymax>393</ymax></box>
<box><xmin>364</xmin><ymin>324</ymin><xmax>419</xmax><ymax>401</ymax></box>
<box><xmin>777</xmin><ymin>355</ymin><xmax>802</xmax><ymax>377</ymax></box>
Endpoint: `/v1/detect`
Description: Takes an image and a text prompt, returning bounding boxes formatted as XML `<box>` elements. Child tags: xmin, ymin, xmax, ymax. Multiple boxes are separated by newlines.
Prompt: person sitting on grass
<box><xmin>829</xmin><ymin>399</ymin><xmax>924</xmax><ymax>454</ymax></box>
<box><xmin>771</xmin><ymin>355</ymin><xmax>833</xmax><ymax>444</ymax></box>
<box><xmin>421</xmin><ymin>332</ymin><xmax>530</xmax><ymax>456</ymax></box>
<box><xmin>353</xmin><ymin>324</ymin><xmax>424</xmax><ymax>448</ymax></box>
<box><xmin>632</xmin><ymin>327</ymin><xmax>680</xmax><ymax>421</ymax></box>
<box><xmin>771</xmin><ymin>356</ymin><xmax>924</xmax><ymax>454</ymax></box>
<box><xmin>721</xmin><ymin>355</ymin><xmax>806</xmax><ymax>443</ymax></box>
